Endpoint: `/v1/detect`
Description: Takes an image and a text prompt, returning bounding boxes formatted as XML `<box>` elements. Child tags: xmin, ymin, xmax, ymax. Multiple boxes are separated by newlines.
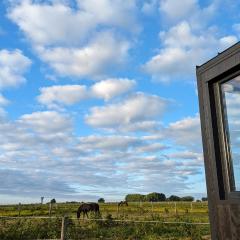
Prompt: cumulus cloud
<box><xmin>8</xmin><ymin>0</ymin><xmax>137</xmax><ymax>78</ymax></box>
<box><xmin>37</xmin><ymin>85</ymin><xmax>88</xmax><ymax>109</ymax></box>
<box><xmin>141</xmin><ymin>0</ymin><xmax>158</xmax><ymax>15</ymax></box>
<box><xmin>166</xmin><ymin>115</ymin><xmax>202</xmax><ymax>151</ymax></box>
<box><xmin>18</xmin><ymin>111</ymin><xmax>72</xmax><ymax>134</ymax></box>
<box><xmin>85</xmin><ymin>92</ymin><xmax>170</xmax><ymax>129</ymax></box>
<box><xmin>0</xmin><ymin>112</ymin><xmax>203</xmax><ymax>200</ymax></box>
<box><xmin>36</xmin><ymin>31</ymin><xmax>130</xmax><ymax>78</ymax></box>
<box><xmin>90</xmin><ymin>78</ymin><xmax>136</xmax><ymax>101</ymax></box>
<box><xmin>78</xmin><ymin>135</ymin><xmax>143</xmax><ymax>151</ymax></box>
<box><xmin>8</xmin><ymin>1</ymin><xmax>94</xmax><ymax>46</ymax></box>
<box><xmin>77</xmin><ymin>0</ymin><xmax>140</xmax><ymax>33</ymax></box>
<box><xmin>8</xmin><ymin>0</ymin><xmax>139</xmax><ymax>47</ymax></box>
<box><xmin>0</xmin><ymin>49</ymin><xmax>31</xmax><ymax>89</ymax></box>
<box><xmin>0</xmin><ymin>94</ymin><xmax>9</xmax><ymax>106</ymax></box>
<box><xmin>159</xmin><ymin>0</ymin><xmax>218</xmax><ymax>28</ymax></box>
<box><xmin>143</xmin><ymin>21</ymin><xmax>238</xmax><ymax>82</ymax></box>
<box><xmin>160</xmin><ymin>0</ymin><xmax>197</xmax><ymax>20</ymax></box>
<box><xmin>37</xmin><ymin>78</ymin><xmax>136</xmax><ymax>109</ymax></box>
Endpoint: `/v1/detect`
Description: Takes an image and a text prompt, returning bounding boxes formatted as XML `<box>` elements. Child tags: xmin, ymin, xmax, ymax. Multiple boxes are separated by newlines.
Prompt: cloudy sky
<box><xmin>0</xmin><ymin>0</ymin><xmax>239</xmax><ymax>203</ymax></box>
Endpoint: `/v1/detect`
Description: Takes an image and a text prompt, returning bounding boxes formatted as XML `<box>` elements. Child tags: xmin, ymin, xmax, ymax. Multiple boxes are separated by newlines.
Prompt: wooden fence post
<box><xmin>18</xmin><ymin>202</ymin><xmax>21</xmax><ymax>216</ymax></box>
<box><xmin>61</xmin><ymin>216</ymin><xmax>67</xmax><ymax>240</ymax></box>
<box><xmin>49</xmin><ymin>202</ymin><xmax>52</xmax><ymax>217</ymax></box>
<box><xmin>174</xmin><ymin>202</ymin><xmax>177</xmax><ymax>214</ymax></box>
<box><xmin>151</xmin><ymin>201</ymin><xmax>153</xmax><ymax>214</ymax></box>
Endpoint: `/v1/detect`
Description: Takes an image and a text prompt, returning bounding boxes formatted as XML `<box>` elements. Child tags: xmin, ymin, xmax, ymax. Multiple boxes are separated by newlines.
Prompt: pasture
<box><xmin>0</xmin><ymin>201</ymin><xmax>210</xmax><ymax>240</ymax></box>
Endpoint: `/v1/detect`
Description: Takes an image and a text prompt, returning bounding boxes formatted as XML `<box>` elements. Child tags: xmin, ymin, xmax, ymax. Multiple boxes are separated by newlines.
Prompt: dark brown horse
<box><xmin>118</xmin><ymin>201</ymin><xmax>128</xmax><ymax>207</ymax></box>
<box><xmin>77</xmin><ymin>203</ymin><xmax>100</xmax><ymax>219</ymax></box>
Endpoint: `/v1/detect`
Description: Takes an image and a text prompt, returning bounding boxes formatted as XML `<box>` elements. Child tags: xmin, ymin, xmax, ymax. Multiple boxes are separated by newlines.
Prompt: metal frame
<box><xmin>196</xmin><ymin>42</ymin><xmax>240</xmax><ymax>239</ymax></box>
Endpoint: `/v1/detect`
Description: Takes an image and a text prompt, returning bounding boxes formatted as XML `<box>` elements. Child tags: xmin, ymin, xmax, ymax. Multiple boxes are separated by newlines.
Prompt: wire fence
<box><xmin>0</xmin><ymin>215</ymin><xmax>210</xmax><ymax>240</ymax></box>
<box><xmin>0</xmin><ymin>202</ymin><xmax>210</xmax><ymax>239</ymax></box>
<box><xmin>0</xmin><ymin>215</ymin><xmax>210</xmax><ymax>224</ymax></box>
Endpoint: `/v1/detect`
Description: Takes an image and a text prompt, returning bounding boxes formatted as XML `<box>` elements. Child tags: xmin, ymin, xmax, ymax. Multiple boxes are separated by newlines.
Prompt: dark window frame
<box><xmin>209</xmin><ymin>69</ymin><xmax>240</xmax><ymax>200</ymax></box>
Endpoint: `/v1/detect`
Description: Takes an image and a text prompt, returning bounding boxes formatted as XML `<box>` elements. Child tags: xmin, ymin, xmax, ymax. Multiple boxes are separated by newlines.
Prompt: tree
<box><xmin>201</xmin><ymin>197</ymin><xmax>208</xmax><ymax>201</ymax></box>
<box><xmin>98</xmin><ymin>198</ymin><xmax>105</xmax><ymax>203</ymax></box>
<box><xmin>181</xmin><ymin>196</ymin><xmax>194</xmax><ymax>202</ymax></box>
<box><xmin>145</xmin><ymin>192</ymin><xmax>166</xmax><ymax>202</ymax></box>
<box><xmin>168</xmin><ymin>195</ymin><xmax>181</xmax><ymax>201</ymax></box>
<box><xmin>125</xmin><ymin>194</ymin><xmax>145</xmax><ymax>202</ymax></box>
<box><xmin>50</xmin><ymin>198</ymin><xmax>56</xmax><ymax>204</ymax></box>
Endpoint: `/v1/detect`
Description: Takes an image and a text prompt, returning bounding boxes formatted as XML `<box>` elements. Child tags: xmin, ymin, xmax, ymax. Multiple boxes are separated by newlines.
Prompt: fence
<box><xmin>0</xmin><ymin>202</ymin><xmax>210</xmax><ymax>239</ymax></box>
<box><xmin>0</xmin><ymin>215</ymin><xmax>210</xmax><ymax>240</ymax></box>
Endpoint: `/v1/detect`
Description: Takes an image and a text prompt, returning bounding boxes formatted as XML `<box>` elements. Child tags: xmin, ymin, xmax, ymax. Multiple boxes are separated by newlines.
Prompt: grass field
<box><xmin>0</xmin><ymin>201</ymin><xmax>210</xmax><ymax>240</ymax></box>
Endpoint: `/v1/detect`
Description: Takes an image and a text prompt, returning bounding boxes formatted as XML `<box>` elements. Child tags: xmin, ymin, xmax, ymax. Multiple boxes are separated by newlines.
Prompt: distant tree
<box><xmin>201</xmin><ymin>197</ymin><xmax>208</xmax><ymax>201</ymax></box>
<box><xmin>98</xmin><ymin>198</ymin><xmax>105</xmax><ymax>203</ymax></box>
<box><xmin>125</xmin><ymin>194</ymin><xmax>145</xmax><ymax>202</ymax></box>
<box><xmin>145</xmin><ymin>192</ymin><xmax>166</xmax><ymax>202</ymax></box>
<box><xmin>181</xmin><ymin>196</ymin><xmax>194</xmax><ymax>202</ymax></box>
<box><xmin>50</xmin><ymin>198</ymin><xmax>56</xmax><ymax>204</ymax></box>
<box><xmin>168</xmin><ymin>195</ymin><xmax>181</xmax><ymax>201</ymax></box>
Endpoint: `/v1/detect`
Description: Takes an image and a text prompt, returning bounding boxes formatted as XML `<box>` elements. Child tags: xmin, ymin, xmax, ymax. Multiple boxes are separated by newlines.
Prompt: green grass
<box><xmin>0</xmin><ymin>202</ymin><xmax>210</xmax><ymax>240</ymax></box>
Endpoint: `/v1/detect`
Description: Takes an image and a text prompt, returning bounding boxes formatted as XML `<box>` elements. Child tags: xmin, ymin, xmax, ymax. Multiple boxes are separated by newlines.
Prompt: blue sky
<box><xmin>0</xmin><ymin>0</ymin><xmax>239</xmax><ymax>204</ymax></box>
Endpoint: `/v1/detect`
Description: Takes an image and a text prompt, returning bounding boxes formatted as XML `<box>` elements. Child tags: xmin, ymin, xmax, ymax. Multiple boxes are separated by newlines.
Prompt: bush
<box><xmin>98</xmin><ymin>198</ymin><xmax>105</xmax><ymax>203</ymax></box>
<box><xmin>181</xmin><ymin>196</ymin><xmax>194</xmax><ymax>202</ymax></box>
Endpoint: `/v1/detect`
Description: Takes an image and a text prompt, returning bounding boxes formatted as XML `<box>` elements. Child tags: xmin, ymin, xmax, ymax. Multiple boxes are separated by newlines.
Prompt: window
<box><xmin>221</xmin><ymin>75</ymin><xmax>240</xmax><ymax>191</ymax></box>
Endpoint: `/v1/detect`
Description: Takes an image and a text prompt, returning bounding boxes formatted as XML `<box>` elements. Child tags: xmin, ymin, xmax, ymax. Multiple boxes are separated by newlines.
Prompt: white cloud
<box><xmin>166</xmin><ymin>115</ymin><xmax>202</xmax><ymax>151</ymax></box>
<box><xmin>118</xmin><ymin>121</ymin><xmax>162</xmax><ymax>133</ymax></box>
<box><xmin>0</xmin><ymin>111</ymin><xmax>204</xmax><ymax>200</ymax></box>
<box><xmin>36</xmin><ymin>31</ymin><xmax>130</xmax><ymax>78</ymax></box>
<box><xmin>37</xmin><ymin>78</ymin><xmax>136</xmax><ymax>109</ymax></box>
<box><xmin>0</xmin><ymin>49</ymin><xmax>31</xmax><ymax>89</ymax></box>
<box><xmin>8</xmin><ymin>0</ymin><xmax>139</xmax><ymax>47</ymax></box>
<box><xmin>8</xmin><ymin>1</ymin><xmax>94</xmax><ymax>46</ymax></box>
<box><xmin>219</xmin><ymin>36</ymin><xmax>238</xmax><ymax>51</ymax></box>
<box><xmin>159</xmin><ymin>0</ymin><xmax>218</xmax><ymax>28</ymax></box>
<box><xmin>85</xmin><ymin>92</ymin><xmax>170</xmax><ymax>129</ymax></box>
<box><xmin>8</xmin><ymin>1</ymin><xmax>137</xmax><ymax>78</ymax></box>
<box><xmin>168</xmin><ymin>151</ymin><xmax>203</xmax><ymax>167</ymax></box>
<box><xmin>135</xmin><ymin>142</ymin><xmax>167</xmax><ymax>153</ymax></box>
<box><xmin>160</xmin><ymin>0</ymin><xmax>198</xmax><ymax>22</ymax></box>
<box><xmin>143</xmin><ymin>21</ymin><xmax>238</xmax><ymax>82</ymax></box>
<box><xmin>0</xmin><ymin>94</ymin><xmax>9</xmax><ymax>106</ymax></box>
<box><xmin>141</xmin><ymin>0</ymin><xmax>158</xmax><ymax>15</ymax></box>
<box><xmin>37</xmin><ymin>85</ymin><xmax>88</xmax><ymax>109</ymax></box>
<box><xmin>18</xmin><ymin>111</ymin><xmax>72</xmax><ymax>134</ymax></box>
<box><xmin>90</xmin><ymin>78</ymin><xmax>136</xmax><ymax>101</ymax></box>
<box><xmin>77</xmin><ymin>0</ymin><xmax>140</xmax><ymax>33</ymax></box>
<box><xmin>78</xmin><ymin>135</ymin><xmax>142</xmax><ymax>151</ymax></box>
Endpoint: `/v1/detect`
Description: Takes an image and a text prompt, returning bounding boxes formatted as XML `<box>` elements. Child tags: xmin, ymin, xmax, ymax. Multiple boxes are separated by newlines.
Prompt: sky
<box><xmin>0</xmin><ymin>0</ymin><xmax>239</xmax><ymax>204</ymax></box>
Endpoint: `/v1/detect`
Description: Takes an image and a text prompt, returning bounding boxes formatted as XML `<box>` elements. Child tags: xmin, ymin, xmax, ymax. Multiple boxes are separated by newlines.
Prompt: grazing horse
<box><xmin>118</xmin><ymin>201</ymin><xmax>128</xmax><ymax>207</ymax></box>
<box><xmin>77</xmin><ymin>203</ymin><xmax>100</xmax><ymax>219</ymax></box>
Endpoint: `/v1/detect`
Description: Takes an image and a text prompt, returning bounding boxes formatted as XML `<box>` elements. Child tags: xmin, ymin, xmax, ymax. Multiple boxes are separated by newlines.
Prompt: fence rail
<box><xmin>0</xmin><ymin>215</ymin><xmax>210</xmax><ymax>240</ymax></box>
<box><xmin>0</xmin><ymin>215</ymin><xmax>210</xmax><ymax>224</ymax></box>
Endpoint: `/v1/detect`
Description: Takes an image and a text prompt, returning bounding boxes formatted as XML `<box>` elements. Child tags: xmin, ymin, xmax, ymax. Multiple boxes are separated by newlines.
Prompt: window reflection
<box><xmin>221</xmin><ymin>76</ymin><xmax>240</xmax><ymax>191</ymax></box>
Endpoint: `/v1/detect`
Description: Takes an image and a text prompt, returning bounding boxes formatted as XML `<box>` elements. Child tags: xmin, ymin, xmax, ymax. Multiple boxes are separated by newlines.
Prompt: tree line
<box><xmin>124</xmin><ymin>192</ymin><xmax>207</xmax><ymax>202</ymax></box>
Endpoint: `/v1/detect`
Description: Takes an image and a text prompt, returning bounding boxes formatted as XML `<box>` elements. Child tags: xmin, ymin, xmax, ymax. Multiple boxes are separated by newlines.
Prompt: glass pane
<box><xmin>221</xmin><ymin>76</ymin><xmax>240</xmax><ymax>191</ymax></box>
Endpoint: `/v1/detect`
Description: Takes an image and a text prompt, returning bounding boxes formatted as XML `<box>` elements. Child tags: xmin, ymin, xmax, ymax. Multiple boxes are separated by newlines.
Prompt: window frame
<box><xmin>210</xmin><ymin>70</ymin><xmax>240</xmax><ymax>200</ymax></box>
